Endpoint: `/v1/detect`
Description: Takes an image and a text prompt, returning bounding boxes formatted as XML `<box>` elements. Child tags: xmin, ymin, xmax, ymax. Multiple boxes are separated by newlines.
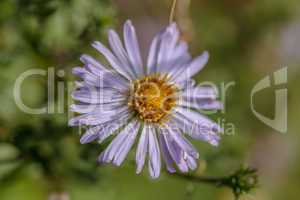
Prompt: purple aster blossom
<box><xmin>69</xmin><ymin>20</ymin><xmax>223</xmax><ymax>179</ymax></box>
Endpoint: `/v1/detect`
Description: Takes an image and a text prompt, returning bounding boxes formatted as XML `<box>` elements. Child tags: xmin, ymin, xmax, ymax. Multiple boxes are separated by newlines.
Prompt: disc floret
<box><xmin>129</xmin><ymin>74</ymin><xmax>178</xmax><ymax>123</ymax></box>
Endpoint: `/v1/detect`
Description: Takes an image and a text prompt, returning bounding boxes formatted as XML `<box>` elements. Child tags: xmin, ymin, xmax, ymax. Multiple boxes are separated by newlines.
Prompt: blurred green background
<box><xmin>0</xmin><ymin>0</ymin><xmax>299</xmax><ymax>199</ymax></box>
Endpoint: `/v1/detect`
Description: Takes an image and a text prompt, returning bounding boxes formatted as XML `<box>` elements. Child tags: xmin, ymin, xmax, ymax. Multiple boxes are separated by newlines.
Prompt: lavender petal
<box><xmin>148</xmin><ymin>126</ymin><xmax>161</xmax><ymax>179</ymax></box>
<box><xmin>136</xmin><ymin>126</ymin><xmax>149</xmax><ymax>174</ymax></box>
<box><xmin>123</xmin><ymin>20</ymin><xmax>144</xmax><ymax>76</ymax></box>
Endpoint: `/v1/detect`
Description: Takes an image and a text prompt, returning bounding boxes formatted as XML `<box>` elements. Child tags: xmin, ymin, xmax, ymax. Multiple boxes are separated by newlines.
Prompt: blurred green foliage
<box><xmin>0</xmin><ymin>0</ymin><xmax>115</xmax><ymax>198</ymax></box>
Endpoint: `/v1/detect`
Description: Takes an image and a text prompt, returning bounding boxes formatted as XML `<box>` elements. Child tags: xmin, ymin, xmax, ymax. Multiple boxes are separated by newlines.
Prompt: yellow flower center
<box><xmin>129</xmin><ymin>74</ymin><xmax>178</xmax><ymax>123</ymax></box>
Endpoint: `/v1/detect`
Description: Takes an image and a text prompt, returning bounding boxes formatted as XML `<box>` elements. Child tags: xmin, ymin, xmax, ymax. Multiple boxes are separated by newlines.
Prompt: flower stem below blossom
<box><xmin>173</xmin><ymin>173</ymin><xmax>224</xmax><ymax>185</ymax></box>
<box><xmin>173</xmin><ymin>167</ymin><xmax>258</xmax><ymax>200</ymax></box>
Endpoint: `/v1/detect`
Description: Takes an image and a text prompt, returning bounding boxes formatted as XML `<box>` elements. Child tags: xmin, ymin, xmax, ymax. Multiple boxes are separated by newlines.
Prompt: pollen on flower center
<box><xmin>128</xmin><ymin>74</ymin><xmax>178</xmax><ymax>123</ymax></box>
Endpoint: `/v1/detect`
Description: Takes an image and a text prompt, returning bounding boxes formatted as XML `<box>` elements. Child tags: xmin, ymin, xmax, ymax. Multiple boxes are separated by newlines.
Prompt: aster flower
<box><xmin>69</xmin><ymin>20</ymin><xmax>223</xmax><ymax>179</ymax></box>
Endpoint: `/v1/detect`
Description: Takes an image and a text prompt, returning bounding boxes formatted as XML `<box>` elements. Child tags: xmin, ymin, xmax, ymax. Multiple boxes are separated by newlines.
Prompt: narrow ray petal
<box><xmin>174</xmin><ymin>107</ymin><xmax>222</xmax><ymax>133</ymax></box>
<box><xmin>98</xmin><ymin>120</ymin><xmax>138</xmax><ymax>164</ymax></box>
<box><xmin>80</xmin><ymin>54</ymin><xmax>108</xmax><ymax>72</ymax></box>
<box><xmin>147</xmin><ymin>33</ymin><xmax>161</xmax><ymax>74</ymax></box>
<box><xmin>92</xmin><ymin>41</ymin><xmax>132</xmax><ymax>80</ymax></box>
<box><xmin>166</xmin><ymin>127</ymin><xmax>199</xmax><ymax>159</ymax></box>
<box><xmin>163</xmin><ymin>133</ymin><xmax>189</xmax><ymax>172</ymax></box>
<box><xmin>171</xmin><ymin>115</ymin><xmax>221</xmax><ymax>146</ymax></box>
<box><xmin>148</xmin><ymin>126</ymin><xmax>161</xmax><ymax>179</ymax></box>
<box><xmin>108</xmin><ymin>29</ymin><xmax>137</xmax><ymax>78</ymax></box>
<box><xmin>182</xmin><ymin>86</ymin><xmax>218</xmax><ymax>100</ymax></box>
<box><xmin>113</xmin><ymin>121</ymin><xmax>140</xmax><ymax>166</ymax></box>
<box><xmin>158</xmin><ymin>130</ymin><xmax>176</xmax><ymax>173</ymax></box>
<box><xmin>136</xmin><ymin>126</ymin><xmax>149</xmax><ymax>174</ymax></box>
<box><xmin>173</xmin><ymin>51</ymin><xmax>209</xmax><ymax>83</ymax></box>
<box><xmin>178</xmin><ymin>99</ymin><xmax>223</xmax><ymax>110</ymax></box>
<box><xmin>80</xmin><ymin>125</ymin><xmax>103</xmax><ymax>144</ymax></box>
<box><xmin>124</xmin><ymin>20</ymin><xmax>144</xmax><ymax>76</ymax></box>
<box><xmin>72</xmin><ymin>89</ymin><xmax>124</xmax><ymax>104</ymax></box>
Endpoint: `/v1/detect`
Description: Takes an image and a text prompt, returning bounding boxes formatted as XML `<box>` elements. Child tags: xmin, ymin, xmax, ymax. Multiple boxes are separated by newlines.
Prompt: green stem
<box><xmin>173</xmin><ymin>173</ymin><xmax>225</xmax><ymax>186</ymax></box>
<box><xmin>173</xmin><ymin>167</ymin><xmax>258</xmax><ymax>200</ymax></box>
